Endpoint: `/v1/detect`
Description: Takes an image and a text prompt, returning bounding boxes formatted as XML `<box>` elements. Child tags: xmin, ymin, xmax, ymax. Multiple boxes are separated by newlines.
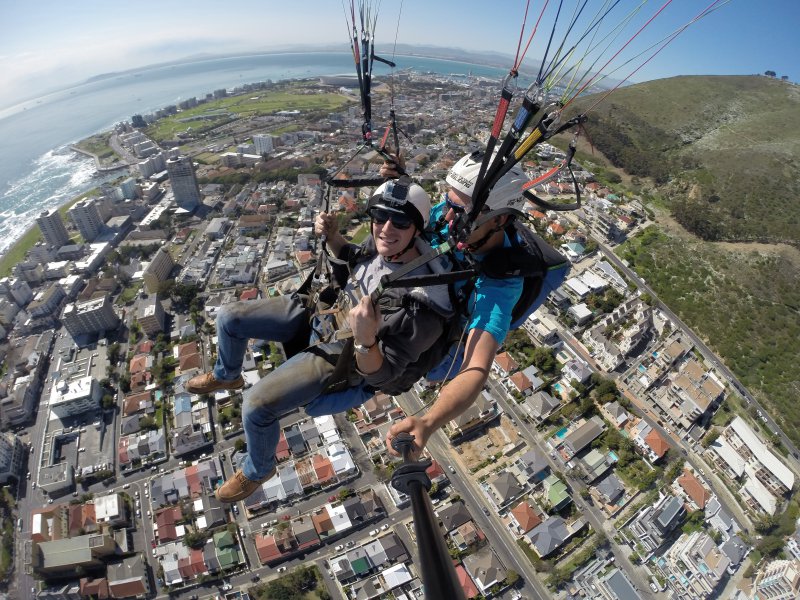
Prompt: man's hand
<box><xmin>315</xmin><ymin>212</ymin><xmax>338</xmax><ymax>238</ymax></box>
<box><xmin>379</xmin><ymin>152</ymin><xmax>406</xmax><ymax>179</ymax></box>
<box><xmin>386</xmin><ymin>416</ymin><xmax>432</xmax><ymax>460</ymax></box>
<box><xmin>348</xmin><ymin>295</ymin><xmax>380</xmax><ymax>346</ymax></box>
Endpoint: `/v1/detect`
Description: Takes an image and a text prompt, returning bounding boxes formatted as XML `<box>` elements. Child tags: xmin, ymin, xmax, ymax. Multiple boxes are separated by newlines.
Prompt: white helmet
<box><xmin>367</xmin><ymin>178</ymin><xmax>431</xmax><ymax>230</ymax></box>
<box><xmin>446</xmin><ymin>151</ymin><xmax>529</xmax><ymax>219</ymax></box>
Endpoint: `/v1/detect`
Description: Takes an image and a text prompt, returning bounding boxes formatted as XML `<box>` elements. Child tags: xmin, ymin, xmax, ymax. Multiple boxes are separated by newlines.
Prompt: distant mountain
<box><xmin>568</xmin><ymin>75</ymin><xmax>800</xmax><ymax>246</ymax></box>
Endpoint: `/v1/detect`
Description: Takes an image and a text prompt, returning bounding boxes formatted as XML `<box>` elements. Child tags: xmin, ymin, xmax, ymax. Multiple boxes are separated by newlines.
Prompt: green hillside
<box><xmin>569</xmin><ymin>75</ymin><xmax>800</xmax><ymax>245</ymax></box>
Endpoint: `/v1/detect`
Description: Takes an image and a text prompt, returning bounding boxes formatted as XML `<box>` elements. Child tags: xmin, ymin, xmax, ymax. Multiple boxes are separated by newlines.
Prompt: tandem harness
<box><xmin>286</xmin><ymin>237</ymin><xmax>454</xmax><ymax>396</ymax></box>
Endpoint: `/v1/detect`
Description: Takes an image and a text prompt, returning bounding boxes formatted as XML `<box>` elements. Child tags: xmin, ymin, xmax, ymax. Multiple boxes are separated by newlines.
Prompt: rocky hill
<box><xmin>568</xmin><ymin>75</ymin><xmax>800</xmax><ymax>245</ymax></box>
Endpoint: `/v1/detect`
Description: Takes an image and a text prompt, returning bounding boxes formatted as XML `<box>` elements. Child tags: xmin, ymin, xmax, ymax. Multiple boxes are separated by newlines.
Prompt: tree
<box><xmin>764</xmin><ymin>70</ymin><xmax>777</xmax><ymax>77</ymax></box>
<box><xmin>101</xmin><ymin>394</ymin><xmax>115</xmax><ymax>409</ymax></box>
<box><xmin>701</xmin><ymin>430</ymin><xmax>720</xmax><ymax>448</ymax></box>
<box><xmin>234</xmin><ymin>438</ymin><xmax>247</xmax><ymax>453</ymax></box>
<box><xmin>531</xmin><ymin>346</ymin><xmax>556</xmax><ymax>373</ymax></box>
<box><xmin>183</xmin><ymin>530</ymin><xmax>206</xmax><ymax>549</ymax></box>
<box><xmin>505</xmin><ymin>569</ymin><xmax>520</xmax><ymax>587</ymax></box>
<box><xmin>108</xmin><ymin>342</ymin><xmax>121</xmax><ymax>366</ymax></box>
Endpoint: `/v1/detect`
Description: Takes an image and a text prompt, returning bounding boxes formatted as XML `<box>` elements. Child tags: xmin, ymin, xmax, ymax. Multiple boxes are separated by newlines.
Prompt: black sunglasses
<box><xmin>445</xmin><ymin>192</ymin><xmax>467</xmax><ymax>214</ymax></box>
<box><xmin>369</xmin><ymin>208</ymin><xmax>414</xmax><ymax>230</ymax></box>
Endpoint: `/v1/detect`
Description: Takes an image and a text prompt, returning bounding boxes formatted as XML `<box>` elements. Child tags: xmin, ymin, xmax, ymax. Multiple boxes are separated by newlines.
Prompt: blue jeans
<box><xmin>213</xmin><ymin>295</ymin><xmax>370</xmax><ymax>480</ymax></box>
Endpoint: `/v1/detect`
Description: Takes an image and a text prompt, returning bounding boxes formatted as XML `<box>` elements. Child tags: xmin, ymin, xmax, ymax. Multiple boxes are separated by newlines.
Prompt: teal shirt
<box><xmin>429</xmin><ymin>202</ymin><xmax>524</xmax><ymax>345</ymax></box>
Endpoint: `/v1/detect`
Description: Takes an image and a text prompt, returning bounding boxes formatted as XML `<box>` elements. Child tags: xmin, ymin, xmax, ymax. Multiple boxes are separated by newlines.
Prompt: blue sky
<box><xmin>1</xmin><ymin>0</ymin><xmax>798</xmax><ymax>109</ymax></box>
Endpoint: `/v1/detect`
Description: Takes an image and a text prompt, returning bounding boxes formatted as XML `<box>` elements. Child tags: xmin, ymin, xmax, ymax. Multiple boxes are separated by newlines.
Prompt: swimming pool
<box><xmin>553</xmin><ymin>382</ymin><xmax>564</xmax><ymax>394</ymax></box>
<box><xmin>555</xmin><ymin>427</ymin><xmax>568</xmax><ymax>439</ymax></box>
<box><xmin>609</xmin><ymin>450</ymin><xmax>619</xmax><ymax>462</ymax></box>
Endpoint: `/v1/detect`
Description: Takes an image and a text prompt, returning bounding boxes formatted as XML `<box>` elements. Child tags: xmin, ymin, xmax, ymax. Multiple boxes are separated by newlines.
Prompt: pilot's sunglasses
<box><xmin>444</xmin><ymin>192</ymin><xmax>467</xmax><ymax>214</ymax></box>
<box><xmin>369</xmin><ymin>208</ymin><xmax>414</xmax><ymax>230</ymax></box>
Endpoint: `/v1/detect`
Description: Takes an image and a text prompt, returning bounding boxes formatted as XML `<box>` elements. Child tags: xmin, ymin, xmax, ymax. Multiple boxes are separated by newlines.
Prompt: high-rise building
<box><xmin>137</xmin><ymin>295</ymin><xmax>166</xmax><ymax>336</ymax></box>
<box><xmin>119</xmin><ymin>177</ymin><xmax>137</xmax><ymax>200</ymax></box>
<box><xmin>36</xmin><ymin>208</ymin><xmax>70</xmax><ymax>248</ymax></box>
<box><xmin>754</xmin><ymin>559</ymin><xmax>800</xmax><ymax>600</ymax></box>
<box><xmin>143</xmin><ymin>246</ymin><xmax>175</xmax><ymax>294</ymax></box>
<box><xmin>0</xmin><ymin>277</ymin><xmax>33</xmax><ymax>307</ymax></box>
<box><xmin>49</xmin><ymin>376</ymin><xmax>101</xmax><ymax>419</ymax></box>
<box><xmin>68</xmin><ymin>199</ymin><xmax>104</xmax><ymax>242</ymax></box>
<box><xmin>0</xmin><ymin>432</ymin><xmax>25</xmax><ymax>484</ymax></box>
<box><xmin>253</xmin><ymin>134</ymin><xmax>274</xmax><ymax>155</ymax></box>
<box><xmin>166</xmin><ymin>156</ymin><xmax>201</xmax><ymax>211</ymax></box>
<box><xmin>61</xmin><ymin>295</ymin><xmax>120</xmax><ymax>337</ymax></box>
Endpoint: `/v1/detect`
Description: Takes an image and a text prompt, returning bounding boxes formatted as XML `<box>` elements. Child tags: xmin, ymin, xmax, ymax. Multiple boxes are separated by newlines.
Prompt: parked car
<box><xmin>277</xmin><ymin>566</ymin><xmax>287</xmax><ymax>573</ymax></box>
<box><xmin>448</xmin><ymin>466</ymin><xmax>456</xmax><ymax>474</ymax></box>
<box><xmin>369</xmin><ymin>529</ymin><xmax>379</xmax><ymax>536</ymax></box>
<box><xmin>335</xmin><ymin>544</ymin><xmax>344</xmax><ymax>551</ymax></box>
<box><xmin>380</xmin><ymin>524</ymin><xmax>389</xmax><ymax>531</ymax></box>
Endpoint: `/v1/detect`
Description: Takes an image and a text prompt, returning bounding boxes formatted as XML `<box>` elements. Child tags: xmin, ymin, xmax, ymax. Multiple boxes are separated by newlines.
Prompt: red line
<box><xmin>491</xmin><ymin>97</ymin><xmax>511</xmax><ymax>138</ymax></box>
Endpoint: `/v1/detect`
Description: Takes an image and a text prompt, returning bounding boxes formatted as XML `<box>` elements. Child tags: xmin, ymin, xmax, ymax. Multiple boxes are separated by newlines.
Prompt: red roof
<box><xmin>130</xmin><ymin>371</ymin><xmax>152</xmax><ymax>391</ymax></box>
<box><xmin>510</xmin><ymin>501</ymin><xmax>542</xmax><ymax>533</ymax></box>
<box><xmin>255</xmin><ymin>534</ymin><xmax>282</xmax><ymax>564</ymax></box>
<box><xmin>548</xmin><ymin>223</ymin><xmax>566</xmax><ymax>236</ymax></box>
<box><xmin>426</xmin><ymin>459</ymin><xmax>445</xmax><ymax>480</ymax></box>
<box><xmin>80</xmin><ymin>578</ymin><xmax>110</xmax><ymax>599</ymax></box>
<box><xmin>185</xmin><ymin>465</ymin><xmax>202</xmax><ymax>497</ymax></box>
<box><xmin>108</xmin><ymin>579</ymin><xmax>147</xmax><ymax>597</ymax></box>
<box><xmin>494</xmin><ymin>352</ymin><xmax>518</xmax><ymax>374</ymax></box>
<box><xmin>137</xmin><ymin>340</ymin><xmax>154</xmax><ymax>354</ymax></box>
<box><xmin>240</xmin><ymin>288</ymin><xmax>259</xmax><ymax>301</ymax></box>
<box><xmin>312</xmin><ymin>454</ymin><xmax>336</xmax><ymax>483</ymax></box>
<box><xmin>644</xmin><ymin>429</ymin><xmax>670</xmax><ymax>458</ymax></box>
<box><xmin>275</xmin><ymin>431</ymin><xmax>290</xmax><ymax>461</ymax></box>
<box><xmin>122</xmin><ymin>390</ymin><xmax>151</xmax><ymax>416</ymax></box>
<box><xmin>129</xmin><ymin>353</ymin><xmax>150</xmax><ymax>374</ymax></box>
<box><xmin>455</xmin><ymin>564</ymin><xmax>480</xmax><ymax>599</ymax></box>
<box><xmin>68</xmin><ymin>504</ymin><xmax>97</xmax><ymax>537</ymax></box>
<box><xmin>312</xmin><ymin>509</ymin><xmax>335</xmax><ymax>536</ymax></box>
<box><xmin>179</xmin><ymin>352</ymin><xmax>203</xmax><ymax>372</ymax></box>
<box><xmin>178</xmin><ymin>556</ymin><xmax>194</xmax><ymax>579</ymax></box>
<box><xmin>510</xmin><ymin>372</ymin><xmax>532</xmax><ymax>392</ymax></box>
<box><xmin>176</xmin><ymin>341</ymin><xmax>199</xmax><ymax>358</ymax></box>
<box><xmin>678</xmin><ymin>469</ymin><xmax>711</xmax><ymax>509</ymax></box>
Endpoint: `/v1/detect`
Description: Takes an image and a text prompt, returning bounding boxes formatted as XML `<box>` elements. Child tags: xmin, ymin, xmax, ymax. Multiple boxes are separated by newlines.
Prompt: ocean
<box><xmin>0</xmin><ymin>52</ymin><xmax>506</xmax><ymax>257</ymax></box>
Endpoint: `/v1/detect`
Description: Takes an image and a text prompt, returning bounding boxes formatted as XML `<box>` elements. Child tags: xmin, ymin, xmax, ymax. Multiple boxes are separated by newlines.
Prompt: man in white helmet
<box><xmin>190</xmin><ymin>180</ymin><xmax>451</xmax><ymax>503</ymax></box>
<box><xmin>381</xmin><ymin>153</ymin><xmax>570</xmax><ymax>458</ymax></box>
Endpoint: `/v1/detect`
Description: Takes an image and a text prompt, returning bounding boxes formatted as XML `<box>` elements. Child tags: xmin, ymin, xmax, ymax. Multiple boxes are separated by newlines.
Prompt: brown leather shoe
<box><xmin>215</xmin><ymin>468</ymin><xmax>276</xmax><ymax>503</ymax></box>
<box><xmin>186</xmin><ymin>372</ymin><xmax>244</xmax><ymax>394</ymax></box>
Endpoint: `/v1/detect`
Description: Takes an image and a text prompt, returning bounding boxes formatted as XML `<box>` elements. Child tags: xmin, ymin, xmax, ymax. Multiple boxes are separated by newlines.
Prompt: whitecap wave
<box><xmin>0</xmin><ymin>146</ymin><xmax>111</xmax><ymax>257</ymax></box>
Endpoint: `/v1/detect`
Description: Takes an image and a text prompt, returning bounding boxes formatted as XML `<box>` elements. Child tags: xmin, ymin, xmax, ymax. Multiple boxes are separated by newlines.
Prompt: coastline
<box><xmin>0</xmin><ymin>183</ymin><xmax>94</xmax><ymax>277</ymax></box>
<box><xmin>69</xmin><ymin>145</ymin><xmax>129</xmax><ymax>173</ymax></box>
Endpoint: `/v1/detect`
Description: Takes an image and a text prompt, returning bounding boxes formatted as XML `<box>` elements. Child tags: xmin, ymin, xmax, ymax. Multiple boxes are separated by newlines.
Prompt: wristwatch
<box><xmin>354</xmin><ymin>339</ymin><xmax>378</xmax><ymax>354</ymax></box>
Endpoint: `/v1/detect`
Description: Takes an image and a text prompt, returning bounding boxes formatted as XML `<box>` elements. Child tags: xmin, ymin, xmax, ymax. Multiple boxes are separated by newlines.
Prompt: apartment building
<box><xmin>142</xmin><ymin>246</ymin><xmax>174</xmax><ymax>294</ymax></box>
<box><xmin>0</xmin><ymin>432</ymin><xmax>26</xmax><ymax>484</ymax></box>
<box><xmin>166</xmin><ymin>155</ymin><xmax>201</xmax><ymax>211</ymax></box>
<box><xmin>753</xmin><ymin>559</ymin><xmax>800</xmax><ymax>600</ymax></box>
<box><xmin>62</xmin><ymin>295</ymin><xmax>120</xmax><ymax>337</ymax></box>
<box><xmin>625</xmin><ymin>494</ymin><xmax>686</xmax><ymax>558</ymax></box>
<box><xmin>49</xmin><ymin>376</ymin><xmax>101</xmax><ymax>419</ymax></box>
<box><xmin>68</xmin><ymin>199</ymin><xmax>104</xmax><ymax>242</ymax></box>
<box><xmin>707</xmin><ymin>416</ymin><xmax>794</xmax><ymax>516</ymax></box>
<box><xmin>36</xmin><ymin>208</ymin><xmax>70</xmax><ymax>248</ymax></box>
<box><xmin>662</xmin><ymin>531</ymin><xmax>730</xmax><ymax>599</ymax></box>
<box><xmin>136</xmin><ymin>295</ymin><xmax>166</xmax><ymax>336</ymax></box>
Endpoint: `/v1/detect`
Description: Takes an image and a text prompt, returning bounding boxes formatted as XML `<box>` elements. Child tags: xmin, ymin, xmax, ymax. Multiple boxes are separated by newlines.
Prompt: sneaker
<box><xmin>215</xmin><ymin>468</ymin><xmax>276</xmax><ymax>503</ymax></box>
<box><xmin>186</xmin><ymin>372</ymin><xmax>244</xmax><ymax>395</ymax></box>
